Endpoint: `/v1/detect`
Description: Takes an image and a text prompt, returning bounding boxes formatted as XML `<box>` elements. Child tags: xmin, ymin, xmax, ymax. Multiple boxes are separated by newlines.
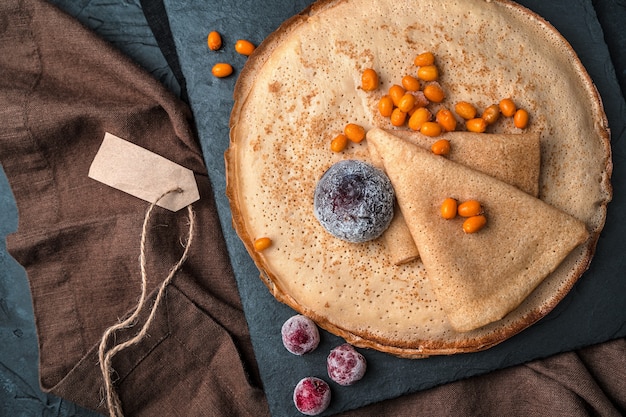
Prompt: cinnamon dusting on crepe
<box><xmin>367</xmin><ymin>128</ymin><xmax>589</xmax><ymax>331</ymax></box>
<box><xmin>226</xmin><ymin>0</ymin><xmax>611</xmax><ymax>356</ymax></box>
<box><xmin>369</xmin><ymin>130</ymin><xmax>542</xmax><ymax>265</ymax></box>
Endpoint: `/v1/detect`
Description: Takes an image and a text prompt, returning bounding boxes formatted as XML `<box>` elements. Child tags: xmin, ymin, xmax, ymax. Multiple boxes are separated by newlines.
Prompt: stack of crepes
<box><xmin>367</xmin><ymin>128</ymin><xmax>589</xmax><ymax>332</ymax></box>
<box><xmin>226</xmin><ymin>0</ymin><xmax>612</xmax><ymax>356</ymax></box>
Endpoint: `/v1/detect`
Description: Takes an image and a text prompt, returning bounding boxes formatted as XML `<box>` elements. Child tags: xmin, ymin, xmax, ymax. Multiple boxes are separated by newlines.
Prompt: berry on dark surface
<box><xmin>293</xmin><ymin>377</ymin><xmax>331</xmax><ymax>415</ymax></box>
<box><xmin>314</xmin><ymin>160</ymin><xmax>395</xmax><ymax>243</ymax></box>
<box><xmin>281</xmin><ymin>314</ymin><xmax>320</xmax><ymax>355</ymax></box>
<box><xmin>327</xmin><ymin>343</ymin><xmax>367</xmax><ymax>386</ymax></box>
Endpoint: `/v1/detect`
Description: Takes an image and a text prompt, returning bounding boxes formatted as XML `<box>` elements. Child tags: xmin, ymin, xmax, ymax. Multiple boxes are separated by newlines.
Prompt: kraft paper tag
<box><xmin>89</xmin><ymin>132</ymin><xmax>200</xmax><ymax>211</ymax></box>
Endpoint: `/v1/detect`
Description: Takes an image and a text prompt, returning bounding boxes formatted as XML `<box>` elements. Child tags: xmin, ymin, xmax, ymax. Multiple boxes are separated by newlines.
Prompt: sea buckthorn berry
<box><xmin>436</xmin><ymin>108</ymin><xmax>457</xmax><ymax>132</ymax></box>
<box><xmin>390</xmin><ymin>108</ymin><xmax>407</xmax><ymax>126</ymax></box>
<box><xmin>462</xmin><ymin>215</ymin><xmax>487</xmax><ymax>234</ymax></box>
<box><xmin>361</xmin><ymin>68</ymin><xmax>379</xmax><ymax>91</ymax></box>
<box><xmin>457</xmin><ymin>200</ymin><xmax>483</xmax><ymax>217</ymax></box>
<box><xmin>378</xmin><ymin>95</ymin><xmax>394</xmax><ymax>117</ymax></box>
<box><xmin>207</xmin><ymin>31</ymin><xmax>222</xmax><ymax>51</ymax></box>
<box><xmin>514</xmin><ymin>108</ymin><xmax>529</xmax><ymax>129</ymax></box>
<box><xmin>253</xmin><ymin>237</ymin><xmax>272</xmax><ymax>251</ymax></box>
<box><xmin>397</xmin><ymin>93</ymin><xmax>416</xmax><ymax>113</ymax></box>
<box><xmin>499</xmin><ymin>98</ymin><xmax>517</xmax><ymax>117</ymax></box>
<box><xmin>440</xmin><ymin>198</ymin><xmax>458</xmax><ymax>219</ymax></box>
<box><xmin>482</xmin><ymin>104</ymin><xmax>501</xmax><ymax>125</ymax></box>
<box><xmin>330</xmin><ymin>134</ymin><xmax>349</xmax><ymax>153</ymax></box>
<box><xmin>344</xmin><ymin>123</ymin><xmax>366</xmax><ymax>143</ymax></box>
<box><xmin>420</xmin><ymin>121</ymin><xmax>442</xmax><ymax>137</ymax></box>
<box><xmin>235</xmin><ymin>39</ymin><xmax>255</xmax><ymax>56</ymax></box>
<box><xmin>408</xmin><ymin>107</ymin><xmax>432</xmax><ymax>131</ymax></box>
<box><xmin>211</xmin><ymin>63</ymin><xmax>233</xmax><ymax>78</ymax></box>
<box><xmin>466</xmin><ymin>117</ymin><xmax>488</xmax><ymax>133</ymax></box>
<box><xmin>414</xmin><ymin>51</ymin><xmax>435</xmax><ymax>67</ymax></box>
<box><xmin>423</xmin><ymin>83</ymin><xmax>445</xmax><ymax>103</ymax></box>
<box><xmin>388</xmin><ymin>84</ymin><xmax>406</xmax><ymax>107</ymax></box>
<box><xmin>401</xmin><ymin>75</ymin><xmax>420</xmax><ymax>91</ymax></box>
<box><xmin>454</xmin><ymin>101</ymin><xmax>477</xmax><ymax>120</ymax></box>
<box><xmin>417</xmin><ymin>65</ymin><xmax>439</xmax><ymax>81</ymax></box>
<box><xmin>431</xmin><ymin>139</ymin><xmax>451</xmax><ymax>156</ymax></box>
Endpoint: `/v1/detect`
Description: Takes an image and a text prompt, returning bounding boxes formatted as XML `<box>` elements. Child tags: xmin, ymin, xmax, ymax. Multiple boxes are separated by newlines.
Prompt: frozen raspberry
<box><xmin>293</xmin><ymin>377</ymin><xmax>331</xmax><ymax>416</ymax></box>
<box><xmin>326</xmin><ymin>343</ymin><xmax>367</xmax><ymax>386</ymax></box>
<box><xmin>281</xmin><ymin>314</ymin><xmax>320</xmax><ymax>355</ymax></box>
<box><xmin>314</xmin><ymin>160</ymin><xmax>395</xmax><ymax>243</ymax></box>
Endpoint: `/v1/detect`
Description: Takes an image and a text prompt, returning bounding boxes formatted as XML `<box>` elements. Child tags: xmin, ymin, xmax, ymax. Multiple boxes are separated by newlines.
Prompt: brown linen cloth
<box><xmin>0</xmin><ymin>0</ymin><xmax>624</xmax><ymax>416</ymax></box>
<box><xmin>0</xmin><ymin>0</ymin><xmax>265</xmax><ymax>415</ymax></box>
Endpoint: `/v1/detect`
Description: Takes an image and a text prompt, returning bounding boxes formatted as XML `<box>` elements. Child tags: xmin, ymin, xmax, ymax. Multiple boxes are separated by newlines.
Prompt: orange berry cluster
<box><xmin>207</xmin><ymin>31</ymin><xmax>256</xmax><ymax>78</ymax></box>
<box><xmin>454</xmin><ymin>98</ymin><xmax>530</xmax><ymax>132</ymax></box>
<box><xmin>330</xmin><ymin>123</ymin><xmax>366</xmax><ymax>153</ymax></box>
<box><xmin>361</xmin><ymin>52</ymin><xmax>530</xmax><ymax>137</ymax></box>
<box><xmin>370</xmin><ymin>52</ymin><xmax>448</xmax><ymax>136</ymax></box>
<box><xmin>440</xmin><ymin>198</ymin><xmax>487</xmax><ymax>234</ymax></box>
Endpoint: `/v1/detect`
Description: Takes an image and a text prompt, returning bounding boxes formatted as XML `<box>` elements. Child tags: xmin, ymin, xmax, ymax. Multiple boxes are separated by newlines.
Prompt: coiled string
<box><xmin>98</xmin><ymin>188</ymin><xmax>195</xmax><ymax>417</ymax></box>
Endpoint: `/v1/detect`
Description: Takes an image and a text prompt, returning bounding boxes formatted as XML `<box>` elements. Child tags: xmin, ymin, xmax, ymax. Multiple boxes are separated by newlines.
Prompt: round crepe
<box><xmin>226</xmin><ymin>0</ymin><xmax>612</xmax><ymax>356</ymax></box>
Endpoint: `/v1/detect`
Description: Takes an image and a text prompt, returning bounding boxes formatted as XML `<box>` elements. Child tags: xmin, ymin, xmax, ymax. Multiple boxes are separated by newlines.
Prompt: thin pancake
<box><xmin>226</xmin><ymin>0</ymin><xmax>611</xmax><ymax>356</ymax></box>
<box><xmin>370</xmin><ymin>131</ymin><xmax>541</xmax><ymax>265</ymax></box>
<box><xmin>368</xmin><ymin>128</ymin><xmax>589</xmax><ymax>331</ymax></box>
<box><xmin>386</xmin><ymin>130</ymin><xmax>541</xmax><ymax>197</ymax></box>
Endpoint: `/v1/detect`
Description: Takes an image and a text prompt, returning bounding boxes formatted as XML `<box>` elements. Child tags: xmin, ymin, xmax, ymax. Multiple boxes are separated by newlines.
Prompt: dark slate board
<box><xmin>162</xmin><ymin>0</ymin><xmax>626</xmax><ymax>416</ymax></box>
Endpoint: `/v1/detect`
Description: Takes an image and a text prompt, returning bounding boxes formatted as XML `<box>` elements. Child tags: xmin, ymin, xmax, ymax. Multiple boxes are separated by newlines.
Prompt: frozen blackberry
<box><xmin>314</xmin><ymin>160</ymin><xmax>395</xmax><ymax>243</ymax></box>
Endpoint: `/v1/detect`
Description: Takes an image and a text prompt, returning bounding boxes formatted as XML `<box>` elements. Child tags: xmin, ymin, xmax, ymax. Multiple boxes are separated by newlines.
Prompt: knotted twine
<box><xmin>98</xmin><ymin>188</ymin><xmax>196</xmax><ymax>417</ymax></box>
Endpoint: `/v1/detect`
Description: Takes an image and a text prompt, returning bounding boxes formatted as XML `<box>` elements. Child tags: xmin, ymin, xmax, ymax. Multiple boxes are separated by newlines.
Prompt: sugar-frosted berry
<box><xmin>293</xmin><ymin>377</ymin><xmax>331</xmax><ymax>415</ymax></box>
<box><xmin>281</xmin><ymin>315</ymin><xmax>320</xmax><ymax>355</ymax></box>
<box><xmin>314</xmin><ymin>160</ymin><xmax>395</xmax><ymax>243</ymax></box>
<box><xmin>327</xmin><ymin>343</ymin><xmax>367</xmax><ymax>386</ymax></box>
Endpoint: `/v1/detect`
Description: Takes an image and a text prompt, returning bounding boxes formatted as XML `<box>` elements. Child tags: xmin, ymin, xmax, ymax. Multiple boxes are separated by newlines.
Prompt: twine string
<box><xmin>98</xmin><ymin>188</ymin><xmax>195</xmax><ymax>417</ymax></box>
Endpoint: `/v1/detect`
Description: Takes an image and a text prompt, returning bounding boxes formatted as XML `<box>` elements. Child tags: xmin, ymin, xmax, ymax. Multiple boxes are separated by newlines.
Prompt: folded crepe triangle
<box><xmin>380</xmin><ymin>129</ymin><xmax>542</xmax><ymax>197</ymax></box>
<box><xmin>367</xmin><ymin>128</ymin><xmax>589</xmax><ymax>332</ymax></box>
<box><xmin>369</xmin><ymin>129</ymin><xmax>542</xmax><ymax>265</ymax></box>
